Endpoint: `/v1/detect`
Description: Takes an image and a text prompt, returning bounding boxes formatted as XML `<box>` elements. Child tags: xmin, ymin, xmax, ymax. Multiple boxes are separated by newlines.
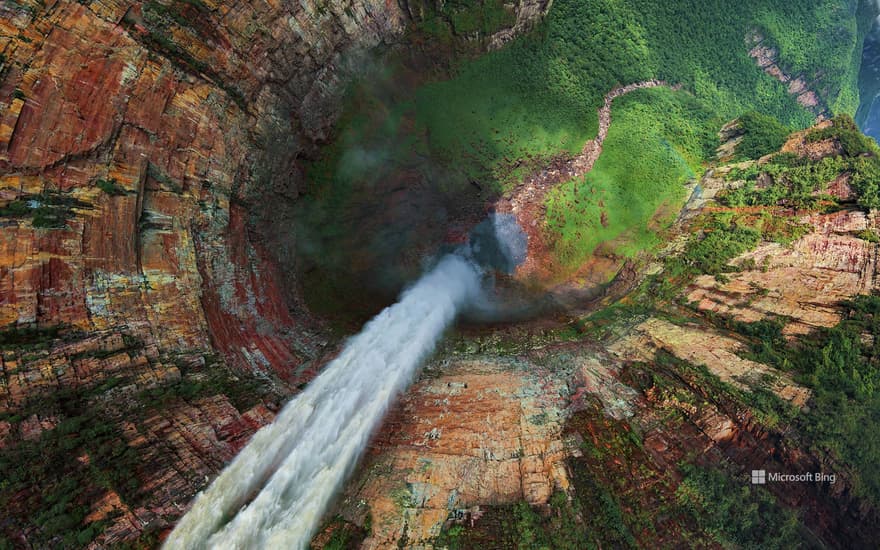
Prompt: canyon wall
<box><xmin>0</xmin><ymin>0</ymin><xmax>409</xmax><ymax>383</ymax></box>
<box><xmin>326</xmin><ymin>121</ymin><xmax>880</xmax><ymax>548</ymax></box>
<box><xmin>2</xmin><ymin>2</ymin><xmax>876</xmax><ymax>548</ymax></box>
<box><xmin>0</xmin><ymin>1</ymin><xmax>543</xmax><ymax>546</ymax></box>
<box><xmin>0</xmin><ymin>0</ymin><xmax>405</xmax><ymax>545</ymax></box>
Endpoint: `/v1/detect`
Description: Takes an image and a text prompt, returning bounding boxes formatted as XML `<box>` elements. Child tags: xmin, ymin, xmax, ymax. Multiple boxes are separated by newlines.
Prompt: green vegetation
<box><xmin>635</xmin><ymin>189</ymin><xmax>880</xmax><ymax>503</ymax></box>
<box><xmin>725</xmin><ymin>296</ymin><xmax>880</xmax><ymax>503</ymax></box>
<box><xmin>641</xmin><ymin>211</ymin><xmax>782</xmax><ymax>301</ymax></box>
<box><xmin>614</xmin><ymin>114</ymin><xmax>878</xmax><ymax>310</ymax></box>
<box><xmin>683</xmin><ymin>225</ymin><xmax>761</xmax><ymax>276</ymax></box>
<box><xmin>434</xmin><ymin>492</ymin><xmax>591</xmax><ymax>550</ymax></box>
<box><xmin>806</xmin><ymin>113</ymin><xmax>877</xmax><ymax>155</ymax></box>
<box><xmin>0</xmin><ymin>324</ymin><xmax>65</xmax><ymax>351</ymax></box>
<box><xmin>601</xmin><ymin>113</ymin><xmax>880</xmax><ymax>507</ymax></box>
<box><xmin>409</xmin><ymin>0</ymin><xmax>831</xmax><ymax>189</ymax></box>
<box><xmin>138</xmin><ymin>355</ymin><xmax>270</xmax><ymax>412</ymax></box>
<box><xmin>734</xmin><ymin>111</ymin><xmax>792</xmax><ymax>159</ymax></box>
<box><xmin>755</xmin><ymin>0</ymin><xmax>873</xmax><ymax>115</ymax></box>
<box><xmin>304</xmin><ymin>0</ymin><xmax>866</xmax><ymax>289</ymax></box>
<box><xmin>0</xmin><ymin>199</ymin><xmax>30</xmax><ymax>217</ymax></box>
<box><xmin>0</xmin><ymin>344</ymin><xmax>275</xmax><ymax>546</ymax></box>
<box><xmin>431</xmin><ymin>330</ymin><xmax>865</xmax><ymax>548</ymax></box>
<box><xmin>545</xmin><ymin>88</ymin><xmax>711</xmax><ymax>268</ymax></box>
<box><xmin>567</xmin><ymin>476</ymin><xmax>636</xmax><ymax>548</ymax></box>
<box><xmin>432</xmin><ymin>374</ymin><xmax>801</xmax><ymax>548</ymax></box>
<box><xmin>722</xmin><ymin>115</ymin><xmax>880</xmax><ymax>210</ymax></box>
<box><xmin>415</xmin><ymin>0</ymin><xmax>517</xmax><ymax>38</ymax></box>
<box><xmin>0</xmin><ymin>397</ymin><xmax>140</xmax><ymax>547</ymax></box>
<box><xmin>4</xmin><ymin>0</ymin><xmax>38</xmax><ymax>16</ymax></box>
<box><xmin>655</xmin><ymin>347</ymin><xmax>796</xmax><ymax>429</ymax></box>
<box><xmin>95</xmin><ymin>178</ymin><xmax>127</xmax><ymax>196</ymax></box>
<box><xmin>857</xmin><ymin>229</ymin><xmax>880</xmax><ymax>242</ymax></box>
<box><xmin>675</xmin><ymin>463</ymin><xmax>802</xmax><ymax>548</ymax></box>
<box><xmin>405</xmin><ymin>0</ymin><xmax>865</xmax><ymax>182</ymax></box>
<box><xmin>0</xmin><ymin>192</ymin><xmax>88</xmax><ymax>229</ymax></box>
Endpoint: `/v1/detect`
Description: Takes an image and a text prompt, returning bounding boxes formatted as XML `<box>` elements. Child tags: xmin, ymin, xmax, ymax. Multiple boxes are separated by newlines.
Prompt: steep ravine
<box><xmin>1</xmin><ymin>1</ymin><xmax>879</xmax><ymax>548</ymax></box>
<box><xmin>324</xmin><ymin>117</ymin><xmax>880</xmax><ymax>548</ymax></box>
<box><xmin>496</xmin><ymin>80</ymin><xmax>678</xmax><ymax>283</ymax></box>
<box><xmin>0</xmin><ymin>0</ymin><xmax>540</xmax><ymax>546</ymax></box>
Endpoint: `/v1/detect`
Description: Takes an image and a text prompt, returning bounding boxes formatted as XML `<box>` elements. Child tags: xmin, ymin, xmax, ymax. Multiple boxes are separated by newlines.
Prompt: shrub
<box><xmin>95</xmin><ymin>178</ymin><xmax>127</xmax><ymax>196</ymax></box>
<box><xmin>0</xmin><ymin>200</ymin><xmax>31</xmax><ymax>217</ymax></box>
<box><xmin>728</xmin><ymin>296</ymin><xmax>880</xmax><ymax>503</ymax></box>
<box><xmin>857</xmin><ymin>229</ymin><xmax>880</xmax><ymax>243</ymax></box>
<box><xmin>735</xmin><ymin>111</ymin><xmax>792</xmax><ymax>160</ymax></box>
<box><xmin>683</xmin><ymin>226</ymin><xmax>761</xmax><ymax>275</ymax></box>
<box><xmin>676</xmin><ymin>463</ymin><xmax>803</xmax><ymax>548</ymax></box>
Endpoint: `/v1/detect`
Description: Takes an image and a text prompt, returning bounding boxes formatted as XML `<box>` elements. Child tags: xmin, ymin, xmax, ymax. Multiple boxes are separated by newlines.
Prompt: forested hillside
<box><xmin>300</xmin><ymin>0</ymin><xmax>872</xmax><ymax>310</ymax></box>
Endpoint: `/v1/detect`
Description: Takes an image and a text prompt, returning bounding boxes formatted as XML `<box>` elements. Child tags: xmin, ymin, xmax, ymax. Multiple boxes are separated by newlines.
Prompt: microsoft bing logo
<box><xmin>751</xmin><ymin>470</ymin><xmax>766</xmax><ymax>484</ymax></box>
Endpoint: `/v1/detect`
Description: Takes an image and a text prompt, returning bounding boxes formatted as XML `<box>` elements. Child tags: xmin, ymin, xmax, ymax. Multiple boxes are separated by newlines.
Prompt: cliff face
<box><xmin>0</xmin><ymin>0</ymin><xmax>407</xmax><ymax>379</ymax></box>
<box><xmin>0</xmin><ymin>1</ymin><xmax>546</xmax><ymax>546</ymax></box>
<box><xmin>0</xmin><ymin>0</ymin><xmax>407</xmax><ymax>545</ymax></box>
<box><xmin>321</xmin><ymin>119</ymin><xmax>880</xmax><ymax>548</ymax></box>
<box><xmin>2</xmin><ymin>1</ymin><xmax>878</xmax><ymax>548</ymax></box>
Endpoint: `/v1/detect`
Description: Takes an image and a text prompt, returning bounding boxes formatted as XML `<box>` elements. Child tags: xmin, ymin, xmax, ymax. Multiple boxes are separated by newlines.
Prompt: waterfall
<box><xmin>163</xmin><ymin>254</ymin><xmax>483</xmax><ymax>549</ymax></box>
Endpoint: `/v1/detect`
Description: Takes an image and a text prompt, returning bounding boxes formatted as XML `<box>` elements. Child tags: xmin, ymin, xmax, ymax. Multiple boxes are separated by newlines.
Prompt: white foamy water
<box><xmin>164</xmin><ymin>254</ymin><xmax>482</xmax><ymax>550</ymax></box>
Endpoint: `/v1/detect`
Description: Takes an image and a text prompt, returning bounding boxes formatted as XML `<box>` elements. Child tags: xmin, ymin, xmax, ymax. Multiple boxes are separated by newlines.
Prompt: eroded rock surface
<box><xmin>2</xmin><ymin>2</ymin><xmax>879</xmax><ymax>548</ymax></box>
<box><xmin>0</xmin><ymin>1</ymin><xmax>550</xmax><ymax>545</ymax></box>
<box><xmin>687</xmin><ymin>209</ymin><xmax>879</xmax><ymax>336</ymax></box>
<box><xmin>0</xmin><ymin>0</ymin><xmax>410</xmax><ymax>544</ymax></box>
<box><xmin>343</xmin><ymin>358</ymin><xmax>571</xmax><ymax>547</ymax></box>
<box><xmin>748</xmin><ymin>33</ymin><xmax>829</xmax><ymax>119</ymax></box>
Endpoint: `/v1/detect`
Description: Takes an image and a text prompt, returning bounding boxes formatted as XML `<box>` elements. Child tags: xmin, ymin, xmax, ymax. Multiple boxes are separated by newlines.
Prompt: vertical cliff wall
<box><xmin>0</xmin><ymin>0</ymin><xmax>409</xmax><ymax>545</ymax></box>
<box><xmin>0</xmin><ymin>0</ymin><xmax>410</xmax><ymax>378</ymax></box>
<box><xmin>0</xmin><ymin>1</ymin><xmax>545</xmax><ymax>546</ymax></box>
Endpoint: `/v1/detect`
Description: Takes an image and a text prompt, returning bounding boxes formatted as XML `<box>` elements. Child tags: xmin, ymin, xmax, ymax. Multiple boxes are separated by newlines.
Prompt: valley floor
<box><xmin>314</xmin><ymin>117</ymin><xmax>880</xmax><ymax>549</ymax></box>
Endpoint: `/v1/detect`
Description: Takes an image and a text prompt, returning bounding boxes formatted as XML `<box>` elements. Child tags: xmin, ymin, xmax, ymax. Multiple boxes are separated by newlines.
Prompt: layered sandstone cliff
<box><xmin>0</xmin><ymin>1</ymin><xmax>543</xmax><ymax>546</ymax></box>
<box><xmin>2</xmin><ymin>2</ymin><xmax>879</xmax><ymax>549</ymax></box>
<box><xmin>0</xmin><ymin>0</ymin><xmax>406</xmax><ymax>545</ymax></box>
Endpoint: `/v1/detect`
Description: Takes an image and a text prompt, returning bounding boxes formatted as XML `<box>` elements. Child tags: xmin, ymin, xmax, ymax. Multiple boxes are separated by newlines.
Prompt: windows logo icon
<box><xmin>751</xmin><ymin>470</ymin><xmax>767</xmax><ymax>484</ymax></box>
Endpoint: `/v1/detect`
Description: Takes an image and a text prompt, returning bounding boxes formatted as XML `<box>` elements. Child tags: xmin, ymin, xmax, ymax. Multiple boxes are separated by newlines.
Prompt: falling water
<box><xmin>163</xmin><ymin>253</ymin><xmax>483</xmax><ymax>550</ymax></box>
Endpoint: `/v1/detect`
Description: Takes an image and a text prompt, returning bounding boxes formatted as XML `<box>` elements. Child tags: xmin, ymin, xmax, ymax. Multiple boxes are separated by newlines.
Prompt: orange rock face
<box><xmin>3</xmin><ymin>2</ymin><xmax>878</xmax><ymax>548</ymax></box>
<box><xmin>611</xmin><ymin>317</ymin><xmax>811</xmax><ymax>408</ymax></box>
<box><xmin>0</xmin><ymin>0</ymin><xmax>410</xmax><ymax>369</ymax></box>
<box><xmin>687</xmin><ymin>209</ymin><xmax>879</xmax><ymax>336</ymax></box>
<box><xmin>0</xmin><ymin>0</ymin><xmax>408</xmax><ymax>544</ymax></box>
<box><xmin>0</xmin><ymin>1</ymin><xmax>555</xmax><ymax>545</ymax></box>
<box><xmin>340</xmin><ymin>358</ymin><xmax>572</xmax><ymax>547</ymax></box>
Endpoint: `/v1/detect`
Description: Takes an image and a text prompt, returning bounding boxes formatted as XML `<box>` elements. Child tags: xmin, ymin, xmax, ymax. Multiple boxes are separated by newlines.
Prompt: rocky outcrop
<box><xmin>0</xmin><ymin>331</ymin><xmax>172</xmax><ymax>414</ymax></box>
<box><xmin>487</xmin><ymin>0</ymin><xmax>553</xmax><ymax>50</ymax></box>
<box><xmin>339</xmin><ymin>358</ymin><xmax>572</xmax><ymax>547</ymax></box>
<box><xmin>0</xmin><ymin>0</ymin><xmax>410</xmax><ymax>544</ymax></box>
<box><xmin>97</xmin><ymin>396</ymin><xmax>277</xmax><ymax>545</ymax></box>
<box><xmin>611</xmin><ymin>317</ymin><xmax>811</xmax><ymax>407</ymax></box>
<box><xmin>687</xmin><ymin>209</ymin><xmax>879</xmax><ymax>336</ymax></box>
<box><xmin>747</xmin><ymin>33</ymin><xmax>829</xmax><ymax>119</ymax></box>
